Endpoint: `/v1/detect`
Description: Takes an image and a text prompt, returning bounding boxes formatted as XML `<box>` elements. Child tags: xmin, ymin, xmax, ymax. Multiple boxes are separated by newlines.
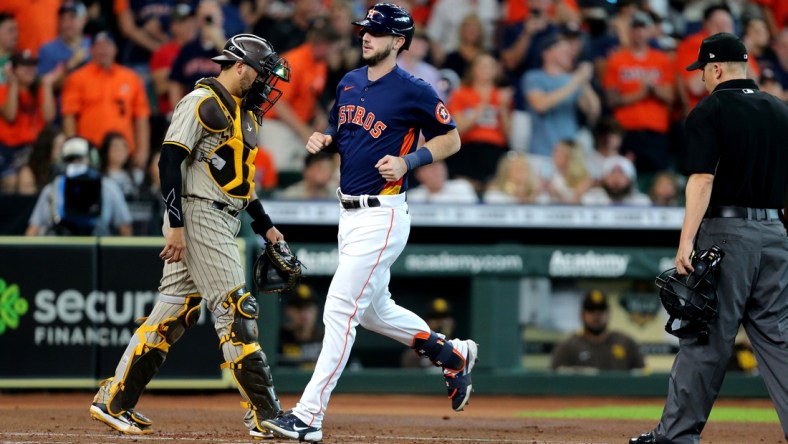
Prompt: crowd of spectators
<box><xmin>2</xmin><ymin>0</ymin><xmax>787</xmax><ymax>235</ymax></box>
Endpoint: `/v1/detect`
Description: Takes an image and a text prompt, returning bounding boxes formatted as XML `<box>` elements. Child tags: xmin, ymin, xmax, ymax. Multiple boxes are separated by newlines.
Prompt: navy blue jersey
<box><xmin>326</xmin><ymin>66</ymin><xmax>456</xmax><ymax>196</ymax></box>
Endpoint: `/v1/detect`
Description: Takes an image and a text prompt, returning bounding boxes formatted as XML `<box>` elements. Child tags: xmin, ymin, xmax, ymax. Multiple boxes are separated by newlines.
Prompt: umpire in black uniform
<box><xmin>630</xmin><ymin>32</ymin><xmax>788</xmax><ymax>444</ymax></box>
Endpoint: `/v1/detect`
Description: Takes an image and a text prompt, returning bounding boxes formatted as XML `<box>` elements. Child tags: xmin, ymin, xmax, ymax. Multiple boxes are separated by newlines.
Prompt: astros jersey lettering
<box><xmin>326</xmin><ymin>65</ymin><xmax>455</xmax><ymax>196</ymax></box>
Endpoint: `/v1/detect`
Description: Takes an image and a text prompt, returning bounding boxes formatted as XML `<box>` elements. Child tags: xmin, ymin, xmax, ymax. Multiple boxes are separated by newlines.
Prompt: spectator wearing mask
<box><xmin>551</xmin><ymin>290</ymin><xmax>645</xmax><ymax>372</ymax></box>
<box><xmin>25</xmin><ymin>136</ymin><xmax>132</xmax><ymax>236</ymax></box>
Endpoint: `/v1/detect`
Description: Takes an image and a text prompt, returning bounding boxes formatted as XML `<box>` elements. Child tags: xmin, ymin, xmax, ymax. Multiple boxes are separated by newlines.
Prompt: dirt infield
<box><xmin>0</xmin><ymin>392</ymin><xmax>783</xmax><ymax>444</ymax></box>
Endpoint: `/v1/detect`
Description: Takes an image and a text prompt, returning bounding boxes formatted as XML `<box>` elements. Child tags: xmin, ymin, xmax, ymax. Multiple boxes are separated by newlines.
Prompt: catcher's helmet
<box><xmin>655</xmin><ymin>245</ymin><xmax>724</xmax><ymax>343</ymax></box>
<box><xmin>212</xmin><ymin>34</ymin><xmax>290</xmax><ymax>119</ymax></box>
<box><xmin>352</xmin><ymin>2</ymin><xmax>415</xmax><ymax>50</ymax></box>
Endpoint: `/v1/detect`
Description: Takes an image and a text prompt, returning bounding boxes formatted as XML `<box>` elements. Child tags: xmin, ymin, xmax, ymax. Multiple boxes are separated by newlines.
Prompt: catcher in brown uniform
<box><xmin>89</xmin><ymin>34</ymin><xmax>291</xmax><ymax>439</ymax></box>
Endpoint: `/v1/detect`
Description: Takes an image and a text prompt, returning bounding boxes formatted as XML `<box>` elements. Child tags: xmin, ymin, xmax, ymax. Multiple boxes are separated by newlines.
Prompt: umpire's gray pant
<box><xmin>656</xmin><ymin>217</ymin><xmax>788</xmax><ymax>443</ymax></box>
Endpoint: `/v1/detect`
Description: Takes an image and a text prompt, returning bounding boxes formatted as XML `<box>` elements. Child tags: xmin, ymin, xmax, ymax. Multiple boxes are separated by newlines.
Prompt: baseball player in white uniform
<box><xmin>263</xmin><ymin>4</ymin><xmax>478</xmax><ymax>442</ymax></box>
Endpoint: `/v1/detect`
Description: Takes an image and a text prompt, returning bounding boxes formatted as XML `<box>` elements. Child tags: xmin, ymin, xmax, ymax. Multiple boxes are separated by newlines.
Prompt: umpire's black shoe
<box><xmin>629</xmin><ymin>431</ymin><xmax>672</xmax><ymax>444</ymax></box>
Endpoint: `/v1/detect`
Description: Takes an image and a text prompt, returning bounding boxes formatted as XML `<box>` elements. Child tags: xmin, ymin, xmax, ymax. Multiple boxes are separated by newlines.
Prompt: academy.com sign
<box><xmin>404</xmin><ymin>253</ymin><xmax>523</xmax><ymax>274</ymax></box>
<box><xmin>548</xmin><ymin>250</ymin><xmax>631</xmax><ymax>277</ymax></box>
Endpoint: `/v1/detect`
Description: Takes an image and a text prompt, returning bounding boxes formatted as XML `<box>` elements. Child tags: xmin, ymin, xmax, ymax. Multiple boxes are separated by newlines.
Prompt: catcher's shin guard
<box><xmin>412</xmin><ymin>331</ymin><xmax>466</xmax><ymax>372</ymax></box>
<box><xmin>219</xmin><ymin>286</ymin><xmax>282</xmax><ymax>430</ymax></box>
<box><xmin>107</xmin><ymin>294</ymin><xmax>202</xmax><ymax>415</ymax></box>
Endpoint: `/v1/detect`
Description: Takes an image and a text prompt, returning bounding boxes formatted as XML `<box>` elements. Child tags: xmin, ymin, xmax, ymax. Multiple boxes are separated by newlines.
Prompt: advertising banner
<box><xmin>0</xmin><ymin>238</ymin><xmax>230</xmax><ymax>388</ymax></box>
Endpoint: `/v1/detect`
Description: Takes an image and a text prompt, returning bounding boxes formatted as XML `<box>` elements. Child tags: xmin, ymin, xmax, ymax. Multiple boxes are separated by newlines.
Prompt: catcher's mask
<box><xmin>655</xmin><ymin>245</ymin><xmax>724</xmax><ymax>344</ymax></box>
<box><xmin>212</xmin><ymin>34</ymin><xmax>290</xmax><ymax>122</ymax></box>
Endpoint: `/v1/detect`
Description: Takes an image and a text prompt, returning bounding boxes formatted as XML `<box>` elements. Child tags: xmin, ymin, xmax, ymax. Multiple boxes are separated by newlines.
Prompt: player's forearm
<box><xmin>159</xmin><ymin>143</ymin><xmax>190</xmax><ymax>228</ymax></box>
<box><xmin>246</xmin><ymin>198</ymin><xmax>274</xmax><ymax>236</ymax></box>
<box><xmin>680</xmin><ymin>173</ymin><xmax>714</xmax><ymax>246</ymax></box>
<box><xmin>422</xmin><ymin>129</ymin><xmax>461</xmax><ymax>162</ymax></box>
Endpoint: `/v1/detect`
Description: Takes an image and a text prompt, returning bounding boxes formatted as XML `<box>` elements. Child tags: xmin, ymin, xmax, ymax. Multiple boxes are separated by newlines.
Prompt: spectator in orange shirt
<box><xmin>3</xmin><ymin>0</ymin><xmax>60</xmax><ymax>57</ymax></box>
<box><xmin>61</xmin><ymin>32</ymin><xmax>151</xmax><ymax>170</ymax></box>
<box><xmin>446</xmin><ymin>52</ymin><xmax>512</xmax><ymax>192</ymax></box>
<box><xmin>0</xmin><ymin>51</ymin><xmax>58</xmax><ymax>193</ymax></box>
<box><xmin>602</xmin><ymin>12</ymin><xmax>674</xmax><ymax>175</ymax></box>
<box><xmin>260</xmin><ymin>23</ymin><xmax>341</xmax><ymax>173</ymax></box>
<box><xmin>672</xmin><ymin>5</ymin><xmax>761</xmax><ymax>116</ymax></box>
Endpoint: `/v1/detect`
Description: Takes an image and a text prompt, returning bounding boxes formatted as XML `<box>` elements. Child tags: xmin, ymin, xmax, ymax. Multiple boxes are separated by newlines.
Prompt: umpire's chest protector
<box><xmin>196</xmin><ymin>80</ymin><xmax>258</xmax><ymax>199</ymax></box>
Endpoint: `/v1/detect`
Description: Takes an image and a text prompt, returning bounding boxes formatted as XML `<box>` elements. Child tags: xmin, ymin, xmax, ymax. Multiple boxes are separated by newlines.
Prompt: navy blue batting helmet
<box><xmin>352</xmin><ymin>2</ymin><xmax>415</xmax><ymax>50</ymax></box>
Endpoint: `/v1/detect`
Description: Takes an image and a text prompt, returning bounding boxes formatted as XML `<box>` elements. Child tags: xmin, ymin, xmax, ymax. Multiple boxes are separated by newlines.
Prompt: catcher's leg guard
<box><xmin>411</xmin><ymin>331</ymin><xmax>466</xmax><ymax>372</ymax></box>
<box><xmin>105</xmin><ymin>294</ymin><xmax>202</xmax><ymax>417</ymax></box>
<box><xmin>217</xmin><ymin>286</ymin><xmax>282</xmax><ymax>432</ymax></box>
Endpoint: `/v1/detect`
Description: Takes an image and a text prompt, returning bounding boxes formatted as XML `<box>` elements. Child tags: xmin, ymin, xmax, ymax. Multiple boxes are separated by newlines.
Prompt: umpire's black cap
<box><xmin>686</xmin><ymin>32</ymin><xmax>749</xmax><ymax>71</ymax></box>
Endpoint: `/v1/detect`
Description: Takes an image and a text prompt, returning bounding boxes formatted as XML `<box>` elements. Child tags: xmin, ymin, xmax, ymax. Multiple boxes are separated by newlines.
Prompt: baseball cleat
<box><xmin>89</xmin><ymin>403</ymin><xmax>152</xmax><ymax>434</ymax></box>
<box><xmin>628</xmin><ymin>431</ymin><xmax>665</xmax><ymax>443</ymax></box>
<box><xmin>444</xmin><ymin>339</ymin><xmax>478</xmax><ymax>412</ymax></box>
<box><xmin>262</xmin><ymin>412</ymin><xmax>322</xmax><ymax>442</ymax></box>
<box><xmin>249</xmin><ymin>426</ymin><xmax>275</xmax><ymax>439</ymax></box>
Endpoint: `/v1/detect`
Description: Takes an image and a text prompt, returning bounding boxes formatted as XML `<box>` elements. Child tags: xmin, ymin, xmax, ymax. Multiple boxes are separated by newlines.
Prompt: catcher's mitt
<box><xmin>253</xmin><ymin>240</ymin><xmax>303</xmax><ymax>294</ymax></box>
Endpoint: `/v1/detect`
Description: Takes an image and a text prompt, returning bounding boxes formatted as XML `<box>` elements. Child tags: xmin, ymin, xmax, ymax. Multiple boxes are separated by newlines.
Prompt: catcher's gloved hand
<box><xmin>253</xmin><ymin>240</ymin><xmax>303</xmax><ymax>294</ymax></box>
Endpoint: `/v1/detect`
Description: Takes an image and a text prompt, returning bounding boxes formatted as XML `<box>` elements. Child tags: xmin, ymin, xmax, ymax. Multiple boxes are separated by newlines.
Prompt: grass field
<box><xmin>518</xmin><ymin>405</ymin><xmax>780</xmax><ymax>423</ymax></box>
